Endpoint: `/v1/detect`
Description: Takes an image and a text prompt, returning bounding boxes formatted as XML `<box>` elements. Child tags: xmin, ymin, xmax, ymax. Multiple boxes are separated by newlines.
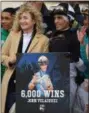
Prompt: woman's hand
<box><xmin>77</xmin><ymin>26</ymin><xmax>86</xmax><ymax>44</ymax></box>
<box><xmin>8</xmin><ymin>54</ymin><xmax>16</xmax><ymax>68</ymax></box>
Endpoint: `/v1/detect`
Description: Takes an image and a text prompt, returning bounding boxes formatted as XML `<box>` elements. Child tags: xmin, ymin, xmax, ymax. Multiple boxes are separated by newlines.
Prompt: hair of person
<box><xmin>12</xmin><ymin>3</ymin><xmax>44</xmax><ymax>33</ymax></box>
<box><xmin>2</xmin><ymin>7</ymin><xmax>16</xmax><ymax>15</ymax></box>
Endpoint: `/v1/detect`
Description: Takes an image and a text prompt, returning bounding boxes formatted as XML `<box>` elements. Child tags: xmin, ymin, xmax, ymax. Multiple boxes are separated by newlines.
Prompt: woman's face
<box><xmin>19</xmin><ymin>12</ymin><xmax>35</xmax><ymax>32</ymax></box>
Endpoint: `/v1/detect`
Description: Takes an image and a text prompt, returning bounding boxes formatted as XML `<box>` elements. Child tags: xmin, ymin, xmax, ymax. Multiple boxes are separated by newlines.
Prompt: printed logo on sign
<box><xmin>39</xmin><ymin>104</ymin><xmax>45</xmax><ymax>112</ymax></box>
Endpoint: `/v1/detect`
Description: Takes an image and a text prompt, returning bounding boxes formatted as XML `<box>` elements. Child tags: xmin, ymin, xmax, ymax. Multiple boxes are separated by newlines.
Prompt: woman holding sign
<box><xmin>1</xmin><ymin>3</ymin><xmax>49</xmax><ymax>113</ymax></box>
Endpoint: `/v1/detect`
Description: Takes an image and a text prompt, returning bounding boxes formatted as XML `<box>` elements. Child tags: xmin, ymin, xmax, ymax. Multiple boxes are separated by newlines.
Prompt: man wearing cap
<box><xmin>28</xmin><ymin>55</ymin><xmax>53</xmax><ymax>97</ymax></box>
<box><xmin>49</xmin><ymin>3</ymin><xmax>79</xmax><ymax>53</ymax></box>
<box><xmin>49</xmin><ymin>3</ymin><xmax>88</xmax><ymax>113</ymax></box>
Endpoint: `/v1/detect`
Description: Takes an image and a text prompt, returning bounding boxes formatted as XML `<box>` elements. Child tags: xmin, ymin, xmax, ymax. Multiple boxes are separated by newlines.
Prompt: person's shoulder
<box><xmin>7</xmin><ymin>30</ymin><xmax>21</xmax><ymax>40</ymax></box>
<box><xmin>10</xmin><ymin>30</ymin><xmax>21</xmax><ymax>35</ymax></box>
<box><xmin>5</xmin><ymin>30</ymin><xmax>21</xmax><ymax>42</ymax></box>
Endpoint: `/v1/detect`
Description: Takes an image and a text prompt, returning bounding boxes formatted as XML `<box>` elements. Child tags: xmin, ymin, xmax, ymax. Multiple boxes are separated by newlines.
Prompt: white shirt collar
<box><xmin>23</xmin><ymin>32</ymin><xmax>32</xmax><ymax>38</ymax></box>
<box><xmin>22</xmin><ymin>32</ymin><xmax>33</xmax><ymax>53</ymax></box>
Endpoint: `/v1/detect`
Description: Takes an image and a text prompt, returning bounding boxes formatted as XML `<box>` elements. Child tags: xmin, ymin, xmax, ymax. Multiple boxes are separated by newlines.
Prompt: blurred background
<box><xmin>1</xmin><ymin>1</ymin><xmax>89</xmax><ymax>11</ymax></box>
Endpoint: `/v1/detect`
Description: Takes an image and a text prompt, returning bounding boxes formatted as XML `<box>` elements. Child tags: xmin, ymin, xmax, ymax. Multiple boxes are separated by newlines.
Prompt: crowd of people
<box><xmin>1</xmin><ymin>1</ymin><xmax>89</xmax><ymax>113</ymax></box>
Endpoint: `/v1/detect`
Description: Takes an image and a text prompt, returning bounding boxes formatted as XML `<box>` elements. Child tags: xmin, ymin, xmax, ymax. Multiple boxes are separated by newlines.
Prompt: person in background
<box><xmin>49</xmin><ymin>3</ymin><xmax>88</xmax><ymax>113</ymax></box>
<box><xmin>1</xmin><ymin>8</ymin><xmax>16</xmax><ymax>79</ymax></box>
<box><xmin>73</xmin><ymin>3</ymin><xmax>84</xmax><ymax>26</ymax></box>
<box><xmin>77</xmin><ymin>9</ymin><xmax>89</xmax><ymax>113</ymax></box>
<box><xmin>27</xmin><ymin>1</ymin><xmax>55</xmax><ymax>35</ymax></box>
<box><xmin>70</xmin><ymin>3</ymin><xmax>84</xmax><ymax>33</ymax></box>
<box><xmin>77</xmin><ymin>9</ymin><xmax>89</xmax><ymax>78</ymax></box>
<box><xmin>1</xmin><ymin>8</ymin><xmax>16</xmax><ymax>46</ymax></box>
<box><xmin>1</xmin><ymin>4</ymin><xmax>49</xmax><ymax>113</ymax></box>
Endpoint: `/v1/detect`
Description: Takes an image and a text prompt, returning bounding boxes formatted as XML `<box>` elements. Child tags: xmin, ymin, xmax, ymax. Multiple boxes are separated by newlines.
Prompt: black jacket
<box><xmin>49</xmin><ymin>29</ymin><xmax>80</xmax><ymax>62</ymax></box>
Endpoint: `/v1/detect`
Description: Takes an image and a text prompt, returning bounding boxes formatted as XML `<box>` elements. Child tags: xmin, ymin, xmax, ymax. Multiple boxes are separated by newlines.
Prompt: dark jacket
<box><xmin>49</xmin><ymin>29</ymin><xmax>80</xmax><ymax>62</ymax></box>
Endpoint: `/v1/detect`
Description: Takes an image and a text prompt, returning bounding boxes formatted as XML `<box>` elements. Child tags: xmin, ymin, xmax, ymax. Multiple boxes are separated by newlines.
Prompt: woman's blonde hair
<box><xmin>12</xmin><ymin>3</ymin><xmax>44</xmax><ymax>33</ymax></box>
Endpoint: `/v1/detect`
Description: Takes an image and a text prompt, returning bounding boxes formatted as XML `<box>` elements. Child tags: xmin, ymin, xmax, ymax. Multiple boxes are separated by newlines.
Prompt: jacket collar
<box><xmin>15</xmin><ymin>31</ymin><xmax>40</xmax><ymax>53</ymax></box>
